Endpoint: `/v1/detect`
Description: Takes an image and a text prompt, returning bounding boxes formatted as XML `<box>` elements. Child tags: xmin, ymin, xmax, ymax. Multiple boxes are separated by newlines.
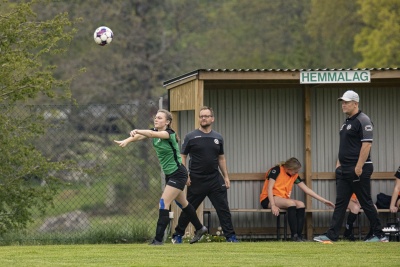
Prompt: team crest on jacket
<box><xmin>214</xmin><ymin>139</ymin><xmax>219</xmax><ymax>144</ymax></box>
<box><xmin>346</xmin><ymin>124</ymin><xmax>352</xmax><ymax>130</ymax></box>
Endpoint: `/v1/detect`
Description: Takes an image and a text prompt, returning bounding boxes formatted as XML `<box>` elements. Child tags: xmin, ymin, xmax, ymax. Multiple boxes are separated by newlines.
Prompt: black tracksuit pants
<box><xmin>174</xmin><ymin>173</ymin><xmax>235</xmax><ymax>239</ymax></box>
<box><xmin>326</xmin><ymin>164</ymin><xmax>383</xmax><ymax>240</ymax></box>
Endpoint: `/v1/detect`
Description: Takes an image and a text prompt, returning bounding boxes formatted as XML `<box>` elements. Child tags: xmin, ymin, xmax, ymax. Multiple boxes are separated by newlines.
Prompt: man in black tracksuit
<box><xmin>171</xmin><ymin>106</ymin><xmax>237</xmax><ymax>243</ymax></box>
<box><xmin>389</xmin><ymin>166</ymin><xmax>400</xmax><ymax>213</ymax></box>
<box><xmin>314</xmin><ymin>90</ymin><xmax>387</xmax><ymax>243</ymax></box>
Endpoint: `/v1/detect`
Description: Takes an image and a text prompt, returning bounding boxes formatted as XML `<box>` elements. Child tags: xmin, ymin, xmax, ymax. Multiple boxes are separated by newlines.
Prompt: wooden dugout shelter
<box><xmin>163</xmin><ymin>68</ymin><xmax>400</xmax><ymax>240</ymax></box>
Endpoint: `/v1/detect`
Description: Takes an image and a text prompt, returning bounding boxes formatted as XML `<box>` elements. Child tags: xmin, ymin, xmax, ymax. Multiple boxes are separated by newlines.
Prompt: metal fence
<box><xmin>5</xmin><ymin>103</ymin><xmax>166</xmax><ymax>243</ymax></box>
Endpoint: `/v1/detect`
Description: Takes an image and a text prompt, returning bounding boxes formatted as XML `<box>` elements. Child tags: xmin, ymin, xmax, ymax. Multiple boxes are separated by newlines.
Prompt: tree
<box><xmin>354</xmin><ymin>0</ymin><xmax>400</xmax><ymax>68</ymax></box>
<box><xmin>31</xmin><ymin>0</ymin><xmax>316</xmax><ymax>103</ymax></box>
<box><xmin>32</xmin><ymin>0</ymin><xmax>184</xmax><ymax>104</ymax></box>
<box><xmin>23</xmin><ymin>0</ymin><xmax>398</xmax><ymax>108</ymax></box>
<box><xmin>305</xmin><ymin>0</ymin><xmax>363</xmax><ymax>68</ymax></box>
<box><xmin>0</xmin><ymin>1</ymin><xmax>80</xmax><ymax>235</ymax></box>
<box><xmin>171</xmin><ymin>0</ymin><xmax>313</xmax><ymax>69</ymax></box>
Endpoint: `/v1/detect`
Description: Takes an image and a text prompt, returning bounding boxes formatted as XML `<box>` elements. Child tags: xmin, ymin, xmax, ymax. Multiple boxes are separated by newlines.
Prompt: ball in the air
<box><xmin>94</xmin><ymin>26</ymin><xmax>113</xmax><ymax>46</ymax></box>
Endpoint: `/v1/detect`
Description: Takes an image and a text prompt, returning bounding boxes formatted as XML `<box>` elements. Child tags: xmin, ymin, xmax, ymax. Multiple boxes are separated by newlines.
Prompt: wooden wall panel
<box><xmin>169</xmin><ymin>80</ymin><xmax>196</xmax><ymax>111</ymax></box>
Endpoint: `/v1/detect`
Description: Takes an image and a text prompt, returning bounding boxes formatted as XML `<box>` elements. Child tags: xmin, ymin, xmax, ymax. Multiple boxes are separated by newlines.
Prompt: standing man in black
<box><xmin>314</xmin><ymin>90</ymin><xmax>388</xmax><ymax>243</ymax></box>
<box><xmin>172</xmin><ymin>106</ymin><xmax>238</xmax><ymax>243</ymax></box>
<box><xmin>389</xmin><ymin>166</ymin><xmax>400</xmax><ymax>213</ymax></box>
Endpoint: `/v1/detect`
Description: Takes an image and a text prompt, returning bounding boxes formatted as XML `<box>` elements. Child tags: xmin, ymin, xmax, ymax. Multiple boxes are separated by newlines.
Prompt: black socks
<box><xmin>346</xmin><ymin>212</ymin><xmax>358</xmax><ymax>229</ymax></box>
<box><xmin>155</xmin><ymin>209</ymin><xmax>170</xmax><ymax>242</ymax></box>
<box><xmin>182</xmin><ymin>203</ymin><xmax>203</xmax><ymax>230</ymax></box>
<box><xmin>296</xmin><ymin>207</ymin><xmax>305</xmax><ymax>237</ymax></box>
<box><xmin>287</xmin><ymin>206</ymin><xmax>297</xmax><ymax>238</ymax></box>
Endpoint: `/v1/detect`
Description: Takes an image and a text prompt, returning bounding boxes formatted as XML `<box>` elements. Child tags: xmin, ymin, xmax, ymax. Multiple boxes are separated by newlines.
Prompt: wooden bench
<box><xmin>203</xmin><ymin>208</ymin><xmax>288</xmax><ymax>240</ymax></box>
<box><xmin>209</xmin><ymin>173</ymin><xmax>397</xmax><ymax>240</ymax></box>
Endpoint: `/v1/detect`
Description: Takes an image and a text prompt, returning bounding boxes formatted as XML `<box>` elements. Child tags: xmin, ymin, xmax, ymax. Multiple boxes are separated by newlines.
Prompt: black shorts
<box><xmin>260</xmin><ymin>198</ymin><xmax>270</xmax><ymax>209</ymax></box>
<box><xmin>165</xmin><ymin>164</ymin><xmax>188</xmax><ymax>191</ymax></box>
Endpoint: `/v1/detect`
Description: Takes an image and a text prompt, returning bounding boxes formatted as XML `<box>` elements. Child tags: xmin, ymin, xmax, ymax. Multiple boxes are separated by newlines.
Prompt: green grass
<box><xmin>0</xmin><ymin>241</ymin><xmax>398</xmax><ymax>267</ymax></box>
<box><xmin>0</xmin><ymin>222</ymin><xmax>154</xmax><ymax>246</ymax></box>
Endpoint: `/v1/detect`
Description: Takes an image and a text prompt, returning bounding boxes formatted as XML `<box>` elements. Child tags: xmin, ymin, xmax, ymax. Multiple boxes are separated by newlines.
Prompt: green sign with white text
<box><xmin>300</xmin><ymin>70</ymin><xmax>370</xmax><ymax>84</ymax></box>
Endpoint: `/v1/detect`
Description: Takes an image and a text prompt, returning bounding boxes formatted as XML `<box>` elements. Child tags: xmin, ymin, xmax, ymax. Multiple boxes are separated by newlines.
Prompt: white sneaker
<box><xmin>365</xmin><ymin>235</ymin><xmax>389</xmax><ymax>242</ymax></box>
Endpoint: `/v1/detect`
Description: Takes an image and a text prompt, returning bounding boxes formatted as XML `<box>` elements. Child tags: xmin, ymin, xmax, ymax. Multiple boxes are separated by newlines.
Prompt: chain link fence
<box><xmin>3</xmin><ymin>102</ymin><xmax>166</xmax><ymax>244</ymax></box>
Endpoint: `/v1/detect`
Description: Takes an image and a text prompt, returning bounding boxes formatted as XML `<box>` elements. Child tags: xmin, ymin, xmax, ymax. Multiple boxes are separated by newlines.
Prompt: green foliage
<box><xmin>0</xmin><ymin>1</ymin><xmax>81</xmax><ymax>235</ymax></box>
<box><xmin>306</xmin><ymin>0</ymin><xmax>363</xmax><ymax>68</ymax></box>
<box><xmin>355</xmin><ymin>0</ymin><xmax>400</xmax><ymax>67</ymax></box>
<box><xmin>31</xmin><ymin>0</ymin><xmax>178</xmax><ymax>104</ymax></box>
<box><xmin>25</xmin><ymin>0</ymin><xmax>400</xmax><ymax>107</ymax></box>
<box><xmin>0</xmin><ymin>105</ymin><xmax>66</xmax><ymax>235</ymax></box>
<box><xmin>168</xmin><ymin>0</ymin><xmax>313</xmax><ymax>69</ymax></box>
<box><xmin>0</xmin><ymin>1</ymin><xmax>82</xmax><ymax>103</ymax></box>
<box><xmin>14</xmin><ymin>104</ymin><xmax>163</xmax><ymax>244</ymax></box>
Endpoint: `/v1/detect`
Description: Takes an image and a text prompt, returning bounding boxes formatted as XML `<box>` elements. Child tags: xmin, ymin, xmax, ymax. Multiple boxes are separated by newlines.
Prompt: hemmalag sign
<box><xmin>300</xmin><ymin>70</ymin><xmax>370</xmax><ymax>84</ymax></box>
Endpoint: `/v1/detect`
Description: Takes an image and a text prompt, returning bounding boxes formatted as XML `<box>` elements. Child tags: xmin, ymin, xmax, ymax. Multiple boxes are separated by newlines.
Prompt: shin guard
<box><xmin>154</xmin><ymin>209</ymin><xmax>170</xmax><ymax>242</ymax></box>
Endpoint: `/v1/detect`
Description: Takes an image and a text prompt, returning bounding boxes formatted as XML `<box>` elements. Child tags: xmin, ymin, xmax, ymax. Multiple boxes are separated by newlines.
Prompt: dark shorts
<box><xmin>188</xmin><ymin>172</ymin><xmax>226</xmax><ymax>195</ymax></box>
<box><xmin>165</xmin><ymin>164</ymin><xmax>188</xmax><ymax>191</ymax></box>
<box><xmin>260</xmin><ymin>198</ymin><xmax>270</xmax><ymax>209</ymax></box>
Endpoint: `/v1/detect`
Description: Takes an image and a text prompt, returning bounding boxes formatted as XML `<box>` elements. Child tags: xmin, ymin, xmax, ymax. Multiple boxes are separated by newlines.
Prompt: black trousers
<box><xmin>174</xmin><ymin>174</ymin><xmax>235</xmax><ymax>238</ymax></box>
<box><xmin>326</xmin><ymin>164</ymin><xmax>383</xmax><ymax>240</ymax></box>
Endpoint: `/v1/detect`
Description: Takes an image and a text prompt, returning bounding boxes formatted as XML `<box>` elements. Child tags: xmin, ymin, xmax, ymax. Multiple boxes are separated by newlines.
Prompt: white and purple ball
<box><xmin>94</xmin><ymin>26</ymin><xmax>113</xmax><ymax>46</ymax></box>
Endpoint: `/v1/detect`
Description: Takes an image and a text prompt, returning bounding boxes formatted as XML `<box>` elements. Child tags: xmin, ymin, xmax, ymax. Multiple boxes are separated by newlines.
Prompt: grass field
<box><xmin>0</xmin><ymin>241</ymin><xmax>398</xmax><ymax>267</ymax></box>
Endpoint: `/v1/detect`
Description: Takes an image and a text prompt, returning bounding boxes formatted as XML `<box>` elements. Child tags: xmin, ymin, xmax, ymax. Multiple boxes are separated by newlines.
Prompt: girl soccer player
<box><xmin>114</xmin><ymin>109</ymin><xmax>207</xmax><ymax>245</ymax></box>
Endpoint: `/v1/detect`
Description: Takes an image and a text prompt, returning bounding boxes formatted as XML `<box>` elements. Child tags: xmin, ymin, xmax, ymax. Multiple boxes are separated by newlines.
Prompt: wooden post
<box><xmin>304</xmin><ymin>85</ymin><xmax>314</xmax><ymax>240</ymax></box>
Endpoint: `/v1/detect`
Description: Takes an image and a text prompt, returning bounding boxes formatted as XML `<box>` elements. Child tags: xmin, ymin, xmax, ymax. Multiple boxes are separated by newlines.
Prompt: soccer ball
<box><xmin>93</xmin><ymin>26</ymin><xmax>113</xmax><ymax>46</ymax></box>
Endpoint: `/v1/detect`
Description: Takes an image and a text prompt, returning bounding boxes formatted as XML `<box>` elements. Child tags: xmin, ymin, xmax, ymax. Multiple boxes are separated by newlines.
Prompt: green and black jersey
<box><xmin>152</xmin><ymin>128</ymin><xmax>182</xmax><ymax>175</ymax></box>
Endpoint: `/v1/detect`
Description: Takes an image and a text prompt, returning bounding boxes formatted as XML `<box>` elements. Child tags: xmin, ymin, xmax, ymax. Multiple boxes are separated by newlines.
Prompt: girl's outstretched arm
<box><xmin>130</xmin><ymin>129</ymin><xmax>169</xmax><ymax>139</ymax></box>
<box><xmin>114</xmin><ymin>134</ymin><xmax>147</xmax><ymax>147</ymax></box>
<box><xmin>298</xmin><ymin>182</ymin><xmax>335</xmax><ymax>208</ymax></box>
